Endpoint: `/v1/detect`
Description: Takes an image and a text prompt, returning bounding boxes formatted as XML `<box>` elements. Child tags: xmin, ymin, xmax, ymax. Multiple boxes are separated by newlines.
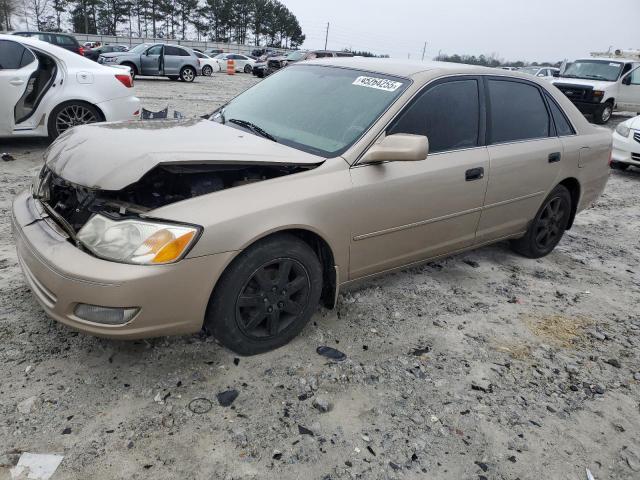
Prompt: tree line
<box><xmin>434</xmin><ymin>53</ymin><xmax>561</xmax><ymax>69</ymax></box>
<box><xmin>2</xmin><ymin>0</ymin><xmax>305</xmax><ymax>48</ymax></box>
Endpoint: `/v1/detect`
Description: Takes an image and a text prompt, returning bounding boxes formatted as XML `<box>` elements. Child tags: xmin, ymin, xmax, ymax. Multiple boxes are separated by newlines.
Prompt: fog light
<box><xmin>74</xmin><ymin>304</ymin><xmax>139</xmax><ymax>325</ymax></box>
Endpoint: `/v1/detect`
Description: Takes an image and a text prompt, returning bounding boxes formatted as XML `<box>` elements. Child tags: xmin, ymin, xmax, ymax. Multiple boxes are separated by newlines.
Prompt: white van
<box><xmin>553</xmin><ymin>56</ymin><xmax>640</xmax><ymax>124</ymax></box>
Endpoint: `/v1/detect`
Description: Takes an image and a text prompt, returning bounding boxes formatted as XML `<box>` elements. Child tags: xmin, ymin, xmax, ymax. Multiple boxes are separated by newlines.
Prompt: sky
<box><xmin>284</xmin><ymin>0</ymin><xmax>640</xmax><ymax>62</ymax></box>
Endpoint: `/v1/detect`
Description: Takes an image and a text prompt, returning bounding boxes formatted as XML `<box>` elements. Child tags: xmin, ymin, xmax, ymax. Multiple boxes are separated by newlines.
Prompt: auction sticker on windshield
<box><xmin>352</xmin><ymin>76</ymin><xmax>403</xmax><ymax>92</ymax></box>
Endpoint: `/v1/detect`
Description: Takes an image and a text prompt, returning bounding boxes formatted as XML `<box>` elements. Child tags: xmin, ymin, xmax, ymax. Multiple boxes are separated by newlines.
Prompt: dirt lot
<box><xmin>1</xmin><ymin>73</ymin><xmax>639</xmax><ymax>480</ymax></box>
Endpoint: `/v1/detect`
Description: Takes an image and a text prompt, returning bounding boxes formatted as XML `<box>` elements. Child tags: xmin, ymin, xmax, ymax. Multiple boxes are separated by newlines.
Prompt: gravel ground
<box><xmin>1</xmin><ymin>73</ymin><xmax>639</xmax><ymax>480</ymax></box>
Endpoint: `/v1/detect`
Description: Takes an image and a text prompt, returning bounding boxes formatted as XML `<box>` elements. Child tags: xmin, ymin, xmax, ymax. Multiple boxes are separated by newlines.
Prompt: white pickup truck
<box><xmin>552</xmin><ymin>52</ymin><xmax>640</xmax><ymax>124</ymax></box>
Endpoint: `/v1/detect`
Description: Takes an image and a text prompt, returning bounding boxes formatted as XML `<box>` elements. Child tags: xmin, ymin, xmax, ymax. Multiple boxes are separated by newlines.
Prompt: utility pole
<box><xmin>324</xmin><ymin>22</ymin><xmax>329</xmax><ymax>50</ymax></box>
<box><xmin>421</xmin><ymin>41</ymin><xmax>427</xmax><ymax>61</ymax></box>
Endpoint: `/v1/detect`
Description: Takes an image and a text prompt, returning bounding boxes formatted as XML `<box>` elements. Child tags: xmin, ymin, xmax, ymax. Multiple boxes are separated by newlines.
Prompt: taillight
<box><xmin>78</xmin><ymin>46</ymin><xmax>85</xmax><ymax>56</ymax></box>
<box><xmin>115</xmin><ymin>74</ymin><xmax>133</xmax><ymax>88</ymax></box>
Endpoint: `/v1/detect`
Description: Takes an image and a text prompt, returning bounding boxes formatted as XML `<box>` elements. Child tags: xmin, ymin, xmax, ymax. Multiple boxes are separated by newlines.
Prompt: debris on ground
<box><xmin>10</xmin><ymin>453</ymin><xmax>64</xmax><ymax>480</ymax></box>
<box><xmin>316</xmin><ymin>346</ymin><xmax>347</xmax><ymax>361</ymax></box>
<box><xmin>216</xmin><ymin>389</ymin><xmax>239</xmax><ymax>407</ymax></box>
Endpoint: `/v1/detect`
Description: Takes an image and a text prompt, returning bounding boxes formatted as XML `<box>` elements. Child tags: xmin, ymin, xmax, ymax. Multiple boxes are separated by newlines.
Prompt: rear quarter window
<box><xmin>545</xmin><ymin>94</ymin><xmax>575</xmax><ymax>136</ymax></box>
<box><xmin>55</xmin><ymin>35</ymin><xmax>77</xmax><ymax>46</ymax></box>
<box><xmin>488</xmin><ymin>79</ymin><xmax>551</xmax><ymax>143</ymax></box>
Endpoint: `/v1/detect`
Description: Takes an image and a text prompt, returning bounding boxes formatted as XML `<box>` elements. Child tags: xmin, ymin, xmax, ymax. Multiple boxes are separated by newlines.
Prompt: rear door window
<box><xmin>163</xmin><ymin>46</ymin><xmax>181</xmax><ymax>56</ymax></box>
<box><xmin>488</xmin><ymin>79</ymin><xmax>551</xmax><ymax>143</ymax></box>
<box><xmin>388</xmin><ymin>79</ymin><xmax>480</xmax><ymax>153</ymax></box>
<box><xmin>0</xmin><ymin>40</ymin><xmax>33</xmax><ymax>70</ymax></box>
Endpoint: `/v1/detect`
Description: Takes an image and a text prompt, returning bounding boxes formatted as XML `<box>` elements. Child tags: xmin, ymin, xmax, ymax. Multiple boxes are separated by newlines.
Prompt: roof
<box><xmin>303</xmin><ymin>57</ymin><xmax>512</xmax><ymax>78</ymax></box>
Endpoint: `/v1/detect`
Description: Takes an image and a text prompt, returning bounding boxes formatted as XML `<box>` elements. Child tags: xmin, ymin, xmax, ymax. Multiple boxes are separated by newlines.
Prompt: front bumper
<box><xmin>612</xmin><ymin>130</ymin><xmax>640</xmax><ymax>166</ymax></box>
<box><xmin>12</xmin><ymin>190</ymin><xmax>236</xmax><ymax>339</ymax></box>
<box><xmin>571</xmin><ymin>101</ymin><xmax>603</xmax><ymax>115</ymax></box>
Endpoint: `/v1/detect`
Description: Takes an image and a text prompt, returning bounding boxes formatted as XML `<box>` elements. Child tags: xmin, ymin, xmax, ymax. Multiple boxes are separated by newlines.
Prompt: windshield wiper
<box><xmin>228</xmin><ymin>118</ymin><xmax>277</xmax><ymax>142</ymax></box>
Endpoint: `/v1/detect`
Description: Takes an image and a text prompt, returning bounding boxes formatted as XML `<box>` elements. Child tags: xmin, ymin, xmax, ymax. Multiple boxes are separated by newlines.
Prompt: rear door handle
<box><xmin>548</xmin><ymin>152</ymin><xmax>561</xmax><ymax>163</ymax></box>
<box><xmin>9</xmin><ymin>78</ymin><xmax>25</xmax><ymax>86</ymax></box>
<box><xmin>465</xmin><ymin>167</ymin><xmax>484</xmax><ymax>181</ymax></box>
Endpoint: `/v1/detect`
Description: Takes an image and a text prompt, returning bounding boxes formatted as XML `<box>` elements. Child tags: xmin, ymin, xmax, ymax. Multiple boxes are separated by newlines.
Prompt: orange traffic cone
<box><xmin>227</xmin><ymin>59</ymin><xmax>235</xmax><ymax>75</ymax></box>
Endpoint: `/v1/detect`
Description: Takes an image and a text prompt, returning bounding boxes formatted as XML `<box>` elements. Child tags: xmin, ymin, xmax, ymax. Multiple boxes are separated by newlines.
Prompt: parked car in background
<box><xmin>0</xmin><ymin>34</ymin><xmax>139</xmax><ymax>139</ymax></box>
<box><xmin>611</xmin><ymin>114</ymin><xmax>640</xmax><ymax>170</ymax></box>
<box><xmin>252</xmin><ymin>52</ymin><xmax>281</xmax><ymax>77</ymax></box>
<box><xmin>193</xmin><ymin>51</ymin><xmax>218</xmax><ymax>76</ymax></box>
<box><xmin>12</xmin><ymin>31</ymin><xmax>85</xmax><ymax>56</ymax></box>
<box><xmin>12</xmin><ymin>58</ymin><xmax>611</xmax><ymax>356</ymax></box>
<box><xmin>98</xmin><ymin>43</ymin><xmax>201</xmax><ymax>82</ymax></box>
<box><xmin>256</xmin><ymin>50</ymin><xmax>354</xmax><ymax>78</ymax></box>
<box><xmin>519</xmin><ymin>66</ymin><xmax>559</xmax><ymax>80</ymax></box>
<box><xmin>83</xmin><ymin>41</ymin><xmax>98</xmax><ymax>49</ymax></box>
<box><xmin>84</xmin><ymin>44</ymin><xmax>129</xmax><ymax>62</ymax></box>
<box><xmin>499</xmin><ymin>66</ymin><xmax>519</xmax><ymax>71</ymax></box>
<box><xmin>553</xmin><ymin>57</ymin><xmax>640</xmax><ymax>124</ymax></box>
<box><xmin>214</xmin><ymin>53</ymin><xmax>255</xmax><ymax>73</ymax></box>
<box><xmin>204</xmin><ymin>48</ymin><xmax>224</xmax><ymax>56</ymax></box>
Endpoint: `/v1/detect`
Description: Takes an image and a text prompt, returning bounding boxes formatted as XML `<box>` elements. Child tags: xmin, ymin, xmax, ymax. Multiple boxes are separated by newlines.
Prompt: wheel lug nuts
<box><xmin>281</xmin><ymin>290</ymin><xmax>286</xmax><ymax>295</ymax></box>
<box><xmin>263</xmin><ymin>298</ymin><xmax>269</xmax><ymax>303</ymax></box>
<box><xmin>278</xmin><ymin>301</ymin><xmax>284</xmax><ymax>308</ymax></box>
<box><xmin>267</xmin><ymin>306</ymin><xmax>273</xmax><ymax>312</ymax></box>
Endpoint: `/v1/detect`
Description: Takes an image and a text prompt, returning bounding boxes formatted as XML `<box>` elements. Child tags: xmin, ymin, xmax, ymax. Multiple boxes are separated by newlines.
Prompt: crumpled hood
<box><xmin>552</xmin><ymin>78</ymin><xmax>614</xmax><ymax>90</ymax></box>
<box><xmin>45</xmin><ymin>119</ymin><xmax>325</xmax><ymax>190</ymax></box>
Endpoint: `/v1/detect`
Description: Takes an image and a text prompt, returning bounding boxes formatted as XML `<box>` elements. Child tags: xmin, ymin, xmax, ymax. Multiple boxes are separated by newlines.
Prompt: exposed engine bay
<box><xmin>35</xmin><ymin>162</ymin><xmax>318</xmax><ymax>234</ymax></box>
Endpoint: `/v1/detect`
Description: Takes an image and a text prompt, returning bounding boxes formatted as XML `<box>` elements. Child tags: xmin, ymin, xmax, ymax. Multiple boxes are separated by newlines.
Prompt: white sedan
<box><xmin>214</xmin><ymin>53</ymin><xmax>255</xmax><ymax>73</ymax></box>
<box><xmin>193</xmin><ymin>51</ymin><xmax>219</xmax><ymax>76</ymax></box>
<box><xmin>0</xmin><ymin>34</ymin><xmax>140</xmax><ymax>139</ymax></box>
<box><xmin>611</xmin><ymin>115</ymin><xmax>640</xmax><ymax>170</ymax></box>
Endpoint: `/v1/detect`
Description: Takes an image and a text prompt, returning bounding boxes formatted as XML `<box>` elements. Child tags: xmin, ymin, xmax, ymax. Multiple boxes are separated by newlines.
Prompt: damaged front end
<box><xmin>33</xmin><ymin>161</ymin><xmax>318</xmax><ymax>261</ymax></box>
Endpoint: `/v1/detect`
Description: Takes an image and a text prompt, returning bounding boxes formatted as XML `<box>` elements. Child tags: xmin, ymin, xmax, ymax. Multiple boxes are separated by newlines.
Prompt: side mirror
<box><xmin>622</xmin><ymin>75</ymin><xmax>631</xmax><ymax>85</ymax></box>
<box><xmin>537</xmin><ymin>73</ymin><xmax>545</xmax><ymax>77</ymax></box>
<box><xmin>360</xmin><ymin>133</ymin><xmax>429</xmax><ymax>164</ymax></box>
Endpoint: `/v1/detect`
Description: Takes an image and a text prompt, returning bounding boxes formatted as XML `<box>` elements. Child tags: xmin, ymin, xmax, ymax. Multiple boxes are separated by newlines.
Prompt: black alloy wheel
<box><xmin>236</xmin><ymin>258</ymin><xmax>310</xmax><ymax>340</ymax></box>
<box><xmin>205</xmin><ymin>234</ymin><xmax>323</xmax><ymax>355</ymax></box>
<box><xmin>510</xmin><ymin>185</ymin><xmax>572</xmax><ymax>258</ymax></box>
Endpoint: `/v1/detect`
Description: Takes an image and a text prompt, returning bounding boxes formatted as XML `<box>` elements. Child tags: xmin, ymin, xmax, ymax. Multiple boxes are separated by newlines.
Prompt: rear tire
<box><xmin>180</xmin><ymin>66</ymin><xmax>196</xmax><ymax>82</ymax></box>
<box><xmin>592</xmin><ymin>102</ymin><xmax>613</xmax><ymax>124</ymax></box>
<box><xmin>510</xmin><ymin>185</ymin><xmax>572</xmax><ymax>259</ymax></box>
<box><xmin>202</xmin><ymin>65</ymin><xmax>213</xmax><ymax>76</ymax></box>
<box><xmin>205</xmin><ymin>234</ymin><xmax>323</xmax><ymax>355</ymax></box>
<box><xmin>47</xmin><ymin>101</ymin><xmax>101</xmax><ymax>140</ymax></box>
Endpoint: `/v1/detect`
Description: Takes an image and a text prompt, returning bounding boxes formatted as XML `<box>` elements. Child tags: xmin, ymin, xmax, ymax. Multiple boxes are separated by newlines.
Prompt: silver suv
<box><xmin>99</xmin><ymin>43</ymin><xmax>201</xmax><ymax>82</ymax></box>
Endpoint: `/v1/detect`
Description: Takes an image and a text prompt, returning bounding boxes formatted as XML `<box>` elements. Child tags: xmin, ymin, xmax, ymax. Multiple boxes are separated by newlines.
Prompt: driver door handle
<box><xmin>465</xmin><ymin>167</ymin><xmax>484</xmax><ymax>181</ymax></box>
<box><xmin>9</xmin><ymin>78</ymin><xmax>25</xmax><ymax>86</ymax></box>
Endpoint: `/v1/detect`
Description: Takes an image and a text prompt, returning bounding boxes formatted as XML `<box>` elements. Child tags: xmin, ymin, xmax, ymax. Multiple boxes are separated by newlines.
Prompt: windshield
<box><xmin>561</xmin><ymin>60</ymin><xmax>623</xmax><ymax>82</ymax></box>
<box><xmin>128</xmin><ymin>43</ymin><xmax>150</xmax><ymax>54</ymax></box>
<box><xmin>286</xmin><ymin>51</ymin><xmax>307</xmax><ymax>61</ymax></box>
<box><xmin>216</xmin><ymin>65</ymin><xmax>409</xmax><ymax>156</ymax></box>
<box><xmin>520</xmin><ymin>67</ymin><xmax>540</xmax><ymax>75</ymax></box>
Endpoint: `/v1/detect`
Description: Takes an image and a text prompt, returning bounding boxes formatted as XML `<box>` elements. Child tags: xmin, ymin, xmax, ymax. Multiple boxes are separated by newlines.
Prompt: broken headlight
<box><xmin>77</xmin><ymin>214</ymin><xmax>200</xmax><ymax>265</ymax></box>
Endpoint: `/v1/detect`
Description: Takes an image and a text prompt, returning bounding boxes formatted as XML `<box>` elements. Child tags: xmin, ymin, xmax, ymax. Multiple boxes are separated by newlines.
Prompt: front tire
<box><xmin>205</xmin><ymin>234</ymin><xmax>323</xmax><ymax>355</ymax></box>
<box><xmin>510</xmin><ymin>185</ymin><xmax>572</xmax><ymax>259</ymax></box>
<box><xmin>47</xmin><ymin>101</ymin><xmax>101</xmax><ymax>140</ymax></box>
<box><xmin>180</xmin><ymin>66</ymin><xmax>196</xmax><ymax>82</ymax></box>
<box><xmin>611</xmin><ymin>161</ymin><xmax>629</xmax><ymax>171</ymax></box>
<box><xmin>592</xmin><ymin>102</ymin><xmax>613</xmax><ymax>124</ymax></box>
<box><xmin>244</xmin><ymin>64</ymin><xmax>252</xmax><ymax>73</ymax></box>
<box><xmin>121</xmin><ymin>62</ymin><xmax>137</xmax><ymax>79</ymax></box>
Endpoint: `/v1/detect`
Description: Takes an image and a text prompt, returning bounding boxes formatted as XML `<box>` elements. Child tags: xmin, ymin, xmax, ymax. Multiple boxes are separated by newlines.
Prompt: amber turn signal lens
<box><xmin>152</xmin><ymin>231</ymin><xmax>196</xmax><ymax>263</ymax></box>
